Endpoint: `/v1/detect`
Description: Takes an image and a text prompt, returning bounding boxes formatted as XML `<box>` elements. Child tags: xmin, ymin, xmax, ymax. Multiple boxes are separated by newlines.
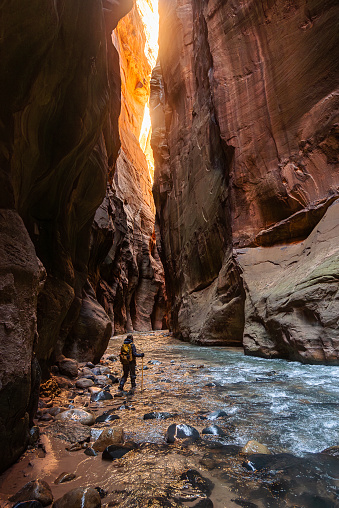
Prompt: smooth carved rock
<box><xmin>238</xmin><ymin>202</ymin><xmax>339</xmax><ymax>364</ymax></box>
<box><xmin>152</xmin><ymin>0</ymin><xmax>339</xmax><ymax>362</ymax></box>
<box><xmin>0</xmin><ymin>210</ymin><xmax>45</xmax><ymax>473</ymax></box>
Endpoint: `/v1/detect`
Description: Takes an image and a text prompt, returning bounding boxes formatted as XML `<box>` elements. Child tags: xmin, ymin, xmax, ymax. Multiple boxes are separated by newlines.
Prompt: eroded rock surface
<box><xmin>152</xmin><ymin>0</ymin><xmax>339</xmax><ymax>362</ymax></box>
<box><xmin>0</xmin><ymin>0</ymin><xmax>132</xmax><ymax>471</ymax></box>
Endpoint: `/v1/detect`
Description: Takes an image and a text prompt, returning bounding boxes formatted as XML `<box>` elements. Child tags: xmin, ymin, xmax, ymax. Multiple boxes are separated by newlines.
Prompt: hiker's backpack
<box><xmin>120</xmin><ymin>343</ymin><xmax>133</xmax><ymax>364</ymax></box>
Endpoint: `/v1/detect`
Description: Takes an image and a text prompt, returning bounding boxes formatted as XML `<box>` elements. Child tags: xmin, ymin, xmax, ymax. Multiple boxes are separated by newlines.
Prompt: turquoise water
<box><xmin>141</xmin><ymin>334</ymin><xmax>339</xmax><ymax>456</ymax></box>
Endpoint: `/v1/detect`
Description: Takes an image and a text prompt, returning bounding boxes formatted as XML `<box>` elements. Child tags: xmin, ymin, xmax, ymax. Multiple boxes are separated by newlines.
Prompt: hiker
<box><xmin>118</xmin><ymin>334</ymin><xmax>144</xmax><ymax>393</ymax></box>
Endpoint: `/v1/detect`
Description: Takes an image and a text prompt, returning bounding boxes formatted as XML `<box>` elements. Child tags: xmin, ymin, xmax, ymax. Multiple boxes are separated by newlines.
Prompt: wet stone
<box><xmin>202</xmin><ymin>425</ymin><xmax>226</xmax><ymax>436</ymax></box>
<box><xmin>143</xmin><ymin>411</ymin><xmax>175</xmax><ymax>420</ymax></box>
<box><xmin>9</xmin><ymin>480</ymin><xmax>53</xmax><ymax>506</ymax></box>
<box><xmin>95</xmin><ymin>410</ymin><xmax>120</xmax><ymax>423</ymax></box>
<box><xmin>93</xmin><ymin>427</ymin><xmax>124</xmax><ymax>452</ymax></box>
<box><xmin>320</xmin><ymin>445</ymin><xmax>339</xmax><ymax>457</ymax></box>
<box><xmin>94</xmin><ymin>487</ymin><xmax>107</xmax><ymax>499</ymax></box>
<box><xmin>90</xmin><ymin>390</ymin><xmax>113</xmax><ymax>402</ymax></box>
<box><xmin>54</xmin><ymin>472</ymin><xmax>76</xmax><ymax>484</ymax></box>
<box><xmin>102</xmin><ymin>444</ymin><xmax>134</xmax><ymax>461</ymax></box>
<box><xmin>55</xmin><ymin>409</ymin><xmax>95</xmax><ymax>426</ymax></box>
<box><xmin>84</xmin><ymin>447</ymin><xmax>98</xmax><ymax>457</ymax></box>
<box><xmin>107</xmin><ymin>375</ymin><xmax>119</xmax><ymax>383</ymax></box>
<box><xmin>166</xmin><ymin>424</ymin><xmax>200</xmax><ymax>443</ymax></box>
<box><xmin>242</xmin><ymin>440</ymin><xmax>271</xmax><ymax>455</ymax></box>
<box><xmin>53</xmin><ymin>487</ymin><xmax>101</xmax><ymax>508</ymax></box>
<box><xmin>86</xmin><ymin>362</ymin><xmax>95</xmax><ymax>369</ymax></box>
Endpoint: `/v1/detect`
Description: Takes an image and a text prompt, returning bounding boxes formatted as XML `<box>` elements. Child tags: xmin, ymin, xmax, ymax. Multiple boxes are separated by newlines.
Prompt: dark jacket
<box><xmin>124</xmin><ymin>337</ymin><xmax>143</xmax><ymax>360</ymax></box>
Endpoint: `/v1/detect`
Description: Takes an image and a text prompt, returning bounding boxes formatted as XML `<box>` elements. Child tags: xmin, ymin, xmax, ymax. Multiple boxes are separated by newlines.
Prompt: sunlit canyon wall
<box><xmin>152</xmin><ymin>0</ymin><xmax>339</xmax><ymax>364</ymax></box>
<box><xmin>0</xmin><ymin>0</ymin><xmax>134</xmax><ymax>472</ymax></box>
<box><xmin>88</xmin><ymin>0</ymin><xmax>167</xmax><ymax>337</ymax></box>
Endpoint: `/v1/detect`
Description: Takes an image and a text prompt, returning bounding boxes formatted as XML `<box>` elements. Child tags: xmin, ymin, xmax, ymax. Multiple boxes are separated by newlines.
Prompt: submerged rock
<box><xmin>102</xmin><ymin>444</ymin><xmax>134</xmax><ymax>461</ymax></box>
<box><xmin>90</xmin><ymin>390</ymin><xmax>113</xmax><ymax>402</ymax></box>
<box><xmin>55</xmin><ymin>409</ymin><xmax>95</xmax><ymax>426</ymax></box>
<box><xmin>95</xmin><ymin>410</ymin><xmax>120</xmax><ymax>423</ymax></box>
<box><xmin>54</xmin><ymin>472</ymin><xmax>76</xmax><ymax>484</ymax></box>
<box><xmin>93</xmin><ymin>427</ymin><xmax>124</xmax><ymax>452</ymax></box>
<box><xmin>242</xmin><ymin>440</ymin><xmax>272</xmax><ymax>455</ymax></box>
<box><xmin>9</xmin><ymin>480</ymin><xmax>53</xmax><ymax>506</ymax></box>
<box><xmin>166</xmin><ymin>424</ymin><xmax>200</xmax><ymax>443</ymax></box>
<box><xmin>84</xmin><ymin>447</ymin><xmax>98</xmax><ymax>457</ymax></box>
<box><xmin>202</xmin><ymin>425</ymin><xmax>226</xmax><ymax>437</ymax></box>
<box><xmin>53</xmin><ymin>487</ymin><xmax>101</xmax><ymax>508</ymax></box>
<box><xmin>320</xmin><ymin>445</ymin><xmax>339</xmax><ymax>457</ymax></box>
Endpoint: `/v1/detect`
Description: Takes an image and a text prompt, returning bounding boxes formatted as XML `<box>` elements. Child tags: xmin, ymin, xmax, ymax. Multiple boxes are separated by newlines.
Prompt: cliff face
<box><xmin>152</xmin><ymin>0</ymin><xmax>339</xmax><ymax>362</ymax></box>
<box><xmin>0</xmin><ymin>0</ymin><xmax>132</xmax><ymax>472</ymax></box>
<box><xmin>90</xmin><ymin>1</ymin><xmax>167</xmax><ymax>335</ymax></box>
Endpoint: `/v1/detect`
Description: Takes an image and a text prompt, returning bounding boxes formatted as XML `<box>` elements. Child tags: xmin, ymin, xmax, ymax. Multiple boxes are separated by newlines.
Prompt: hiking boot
<box><xmin>128</xmin><ymin>387</ymin><xmax>136</xmax><ymax>395</ymax></box>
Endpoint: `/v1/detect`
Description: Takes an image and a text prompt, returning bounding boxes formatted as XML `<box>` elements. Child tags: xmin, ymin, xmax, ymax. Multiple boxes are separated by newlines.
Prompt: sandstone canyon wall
<box><xmin>0</xmin><ymin>0</ymin><xmax>133</xmax><ymax>472</ymax></box>
<box><xmin>152</xmin><ymin>0</ymin><xmax>339</xmax><ymax>363</ymax></box>
<box><xmin>88</xmin><ymin>0</ymin><xmax>167</xmax><ymax>336</ymax></box>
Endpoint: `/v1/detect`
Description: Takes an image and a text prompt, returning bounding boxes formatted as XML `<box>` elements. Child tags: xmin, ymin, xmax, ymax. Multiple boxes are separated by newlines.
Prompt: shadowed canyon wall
<box><xmin>0</xmin><ymin>0</ymin><xmax>133</xmax><ymax>473</ymax></box>
<box><xmin>152</xmin><ymin>0</ymin><xmax>339</xmax><ymax>363</ymax></box>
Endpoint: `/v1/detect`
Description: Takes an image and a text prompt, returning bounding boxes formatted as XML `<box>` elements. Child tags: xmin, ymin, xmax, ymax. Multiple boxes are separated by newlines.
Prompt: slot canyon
<box><xmin>0</xmin><ymin>1</ymin><xmax>338</xmax><ymax>507</ymax></box>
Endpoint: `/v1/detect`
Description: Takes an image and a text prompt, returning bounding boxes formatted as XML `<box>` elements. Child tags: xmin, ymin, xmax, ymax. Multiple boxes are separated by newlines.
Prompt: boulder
<box><xmin>166</xmin><ymin>424</ymin><xmax>200</xmax><ymax>444</ymax></box>
<box><xmin>76</xmin><ymin>378</ymin><xmax>94</xmax><ymax>389</ymax></box>
<box><xmin>53</xmin><ymin>487</ymin><xmax>101</xmax><ymax>508</ymax></box>
<box><xmin>92</xmin><ymin>427</ymin><xmax>124</xmax><ymax>452</ymax></box>
<box><xmin>9</xmin><ymin>480</ymin><xmax>53</xmax><ymax>506</ymax></box>
<box><xmin>143</xmin><ymin>412</ymin><xmax>174</xmax><ymax>420</ymax></box>
<box><xmin>58</xmin><ymin>358</ymin><xmax>79</xmax><ymax>378</ymax></box>
<box><xmin>55</xmin><ymin>409</ymin><xmax>95</xmax><ymax>426</ymax></box>
<box><xmin>46</xmin><ymin>421</ymin><xmax>91</xmax><ymax>443</ymax></box>
<box><xmin>242</xmin><ymin>440</ymin><xmax>272</xmax><ymax>455</ymax></box>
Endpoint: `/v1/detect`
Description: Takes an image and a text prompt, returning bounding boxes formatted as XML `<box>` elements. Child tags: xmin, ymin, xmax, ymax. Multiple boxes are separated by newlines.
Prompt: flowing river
<box><xmin>1</xmin><ymin>331</ymin><xmax>338</xmax><ymax>508</ymax></box>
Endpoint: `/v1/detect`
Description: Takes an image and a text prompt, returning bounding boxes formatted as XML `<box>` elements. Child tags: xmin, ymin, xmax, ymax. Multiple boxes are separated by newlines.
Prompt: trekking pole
<box><xmin>141</xmin><ymin>355</ymin><xmax>144</xmax><ymax>392</ymax></box>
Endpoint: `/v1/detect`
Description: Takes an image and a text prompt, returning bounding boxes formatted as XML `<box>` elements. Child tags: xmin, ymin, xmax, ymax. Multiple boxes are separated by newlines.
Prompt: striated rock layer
<box><xmin>0</xmin><ymin>0</ymin><xmax>132</xmax><ymax>472</ymax></box>
<box><xmin>89</xmin><ymin>1</ymin><xmax>167</xmax><ymax>334</ymax></box>
<box><xmin>152</xmin><ymin>0</ymin><xmax>339</xmax><ymax>362</ymax></box>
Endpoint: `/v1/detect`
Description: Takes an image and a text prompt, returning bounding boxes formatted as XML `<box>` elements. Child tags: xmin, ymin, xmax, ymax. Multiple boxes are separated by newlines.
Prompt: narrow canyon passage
<box><xmin>0</xmin><ymin>0</ymin><xmax>338</xmax><ymax>507</ymax></box>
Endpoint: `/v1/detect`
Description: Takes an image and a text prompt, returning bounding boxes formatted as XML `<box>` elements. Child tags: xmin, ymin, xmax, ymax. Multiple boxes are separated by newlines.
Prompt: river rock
<box><xmin>107</xmin><ymin>375</ymin><xmax>119</xmax><ymax>384</ymax></box>
<box><xmin>166</xmin><ymin>424</ymin><xmax>200</xmax><ymax>443</ymax></box>
<box><xmin>90</xmin><ymin>390</ymin><xmax>113</xmax><ymax>402</ymax></box>
<box><xmin>95</xmin><ymin>410</ymin><xmax>120</xmax><ymax>423</ymax></box>
<box><xmin>53</xmin><ymin>487</ymin><xmax>101</xmax><ymax>508</ymax></box>
<box><xmin>143</xmin><ymin>412</ymin><xmax>175</xmax><ymax>420</ymax></box>
<box><xmin>88</xmin><ymin>386</ymin><xmax>102</xmax><ymax>395</ymax></box>
<box><xmin>202</xmin><ymin>425</ymin><xmax>226</xmax><ymax>437</ymax></box>
<box><xmin>54</xmin><ymin>472</ymin><xmax>76</xmax><ymax>484</ymax></box>
<box><xmin>58</xmin><ymin>358</ymin><xmax>79</xmax><ymax>378</ymax></box>
<box><xmin>206</xmin><ymin>410</ymin><xmax>228</xmax><ymax>420</ymax></box>
<box><xmin>55</xmin><ymin>409</ymin><xmax>95</xmax><ymax>426</ymax></box>
<box><xmin>94</xmin><ymin>375</ymin><xmax>112</xmax><ymax>387</ymax></box>
<box><xmin>84</xmin><ymin>447</ymin><xmax>98</xmax><ymax>457</ymax></box>
<box><xmin>242</xmin><ymin>440</ymin><xmax>272</xmax><ymax>455</ymax></box>
<box><xmin>102</xmin><ymin>444</ymin><xmax>134</xmax><ymax>461</ymax></box>
<box><xmin>9</xmin><ymin>480</ymin><xmax>53</xmax><ymax>506</ymax></box>
<box><xmin>46</xmin><ymin>421</ymin><xmax>91</xmax><ymax>443</ymax></box>
<box><xmin>76</xmin><ymin>378</ymin><xmax>94</xmax><ymax>389</ymax></box>
<box><xmin>94</xmin><ymin>488</ymin><xmax>107</xmax><ymax>499</ymax></box>
<box><xmin>93</xmin><ymin>427</ymin><xmax>124</xmax><ymax>452</ymax></box>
